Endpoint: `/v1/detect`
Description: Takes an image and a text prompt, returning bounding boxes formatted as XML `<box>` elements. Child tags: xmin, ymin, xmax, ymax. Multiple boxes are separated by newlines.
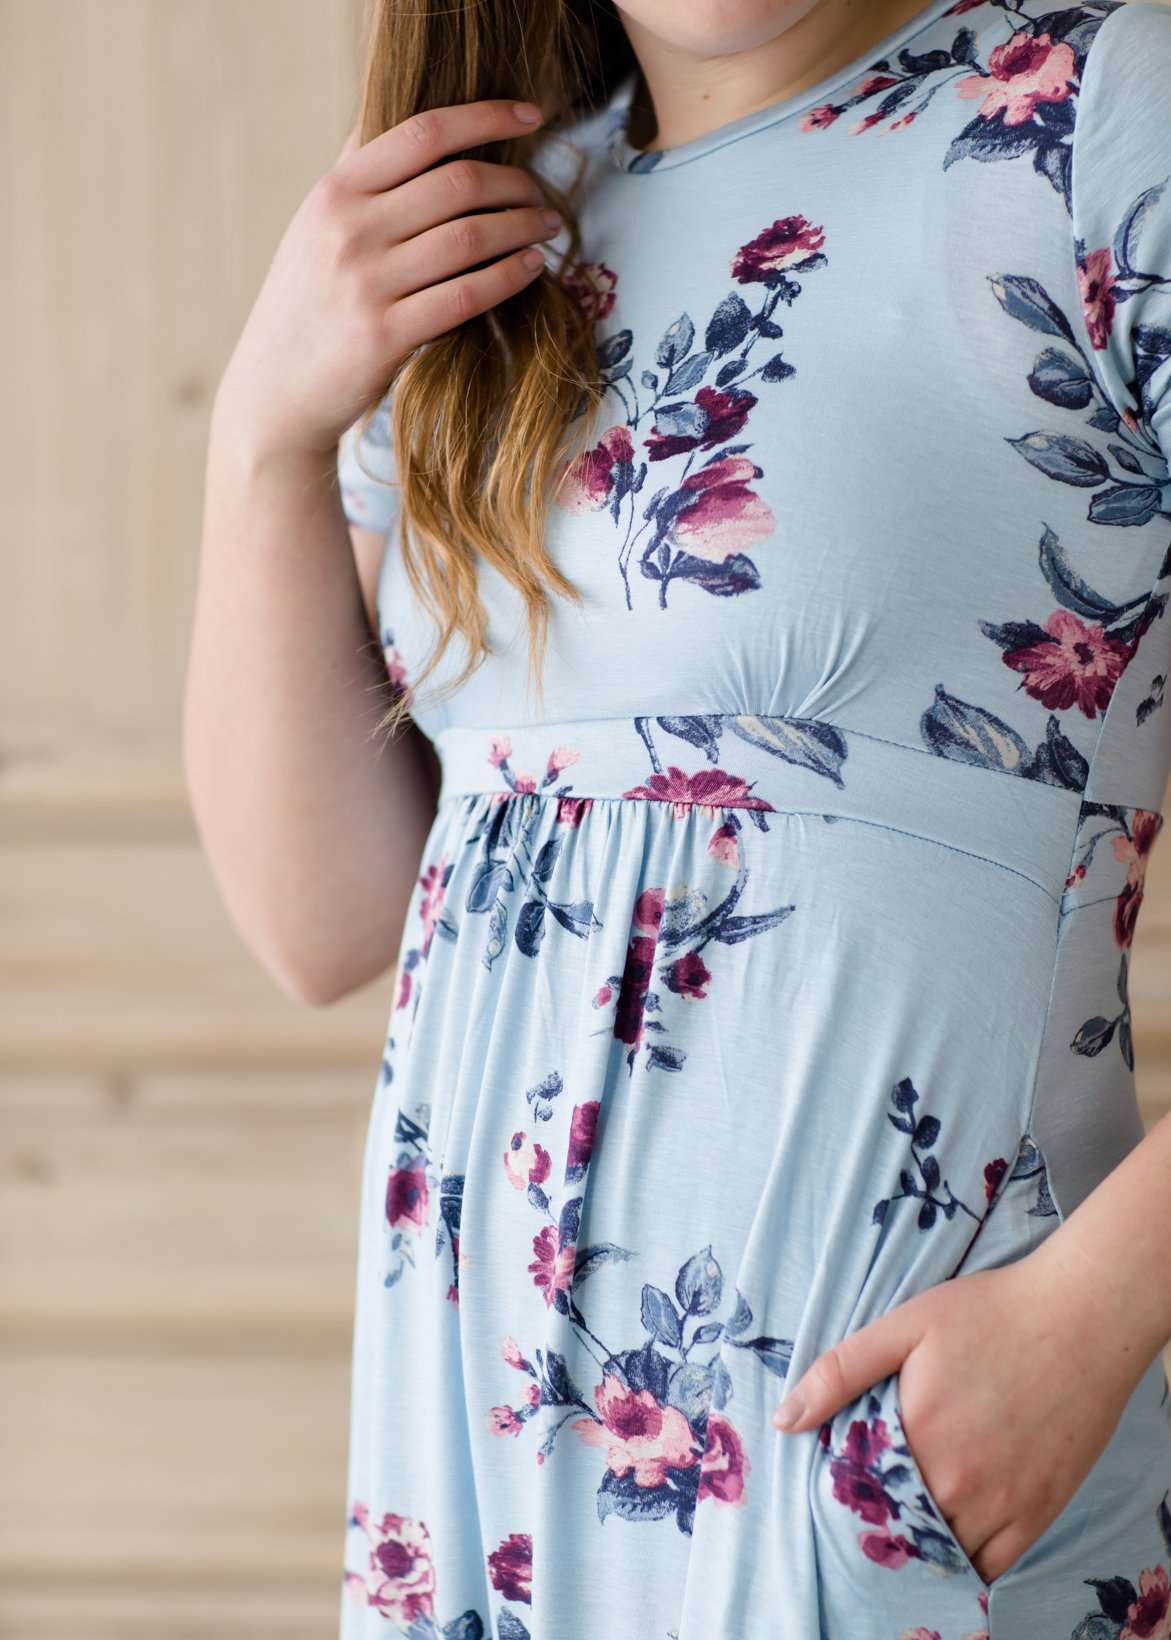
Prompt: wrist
<box><xmin>1026</xmin><ymin>1221</ymin><xmax>1168</xmax><ymax>1390</ymax></box>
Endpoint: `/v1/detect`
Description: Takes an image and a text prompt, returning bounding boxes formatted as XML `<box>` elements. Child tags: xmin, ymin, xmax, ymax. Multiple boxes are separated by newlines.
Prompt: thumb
<box><xmin>772</xmin><ymin>1301</ymin><xmax>924</xmax><ymax>1434</ymax></box>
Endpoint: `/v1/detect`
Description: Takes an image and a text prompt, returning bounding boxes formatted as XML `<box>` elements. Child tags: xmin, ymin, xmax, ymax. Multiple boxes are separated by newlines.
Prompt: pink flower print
<box><xmin>829</xmin><ymin>1415</ymin><xmax>895</xmax><ymax>1526</ymax></box>
<box><xmin>708</xmin><ymin>819</ymin><xmax>741</xmax><ymax>867</ymax></box>
<box><xmin>418</xmin><ymin>856</ymin><xmax>449</xmax><ymax>955</ymax></box>
<box><xmin>800</xmin><ymin>102</ymin><xmax>841</xmax><ymax>131</ymax></box>
<box><xmin>643</xmin><ymin>385</ymin><xmax>757</xmax><ymax>462</ymax></box>
<box><xmin>1076</xmin><ymin>244</ymin><xmax>1118</xmax><ymax>352</ymax></box>
<box><xmin>383</xmin><ymin>642</ymin><xmax>412</xmax><ymax>704</ymax></box>
<box><xmin>665</xmin><ymin>950</ymin><xmax>711</xmax><ymax>1000</ymax></box>
<box><xmin>528</xmin><ymin>1223</ymin><xmax>576</xmax><ymax>1307</ymax></box>
<box><xmin>697</xmin><ymin>1412</ymin><xmax>750</xmax><ymax>1505</ymax></box>
<box><xmin>1113</xmin><ymin>810</ymin><xmax>1164</xmax><ymax>949</ymax></box>
<box><xmin>503</xmin><ymin>1130</ymin><xmax>552</xmax><ymax>1191</ymax></box>
<box><xmin>622</xmin><ymin>766</ymin><xmax>774</xmax><ymax>818</ymax></box>
<box><xmin>488</xmin><ymin>1404</ymin><xmax>524</xmax><ymax>1437</ymax></box>
<box><xmin>501</xmin><ymin>1335</ymin><xmax>528</xmax><ymax>1369</ymax></box>
<box><xmin>612</xmin><ymin>886</ymin><xmax>665</xmax><ymax>1049</ymax></box>
<box><xmin>561</xmin><ymin>259</ymin><xmax>618</xmax><ymax>324</ymax></box>
<box><xmin>954</xmin><ymin>33</ymin><xmax>1077</xmax><ymax>127</ymax></box>
<box><xmin>1121</xmin><ymin>1565</ymin><xmax>1171</xmax><ymax>1640</ymax></box>
<box><xmin>344</xmin><ymin>1506</ymin><xmax>437</xmax><ymax>1624</ymax></box>
<box><xmin>488</xmin><ymin>735</ymin><xmax>512</xmax><ymax>768</ymax></box>
<box><xmin>1002</xmin><ymin>608</ymin><xmax>1132</xmax><ymax>718</ymax></box>
<box><xmin>557</xmin><ymin>795</ymin><xmax>593</xmax><ymax>827</ymax></box>
<box><xmin>593</xmin><ymin>982</ymin><xmax>613</xmax><ymax>1007</ymax></box>
<box><xmin>556</xmin><ymin>424</ymin><xmax>634</xmax><ymax>512</ymax></box>
<box><xmin>547</xmin><ymin>745</ymin><xmax>580</xmax><ymax>777</ymax></box>
<box><xmin>861</xmin><ymin>1529</ymin><xmax>918</xmax><ymax>1569</ymax></box>
<box><xmin>386</xmin><ymin>1160</ymin><xmax>428</xmax><ymax>1233</ymax></box>
<box><xmin>566</xmin><ymin>1099</ymin><xmax>601</xmax><ymax>1176</ymax></box>
<box><xmin>573</xmin><ymin>1371</ymin><xmax>700</xmax><ymax>1485</ymax></box>
<box><xmin>731</xmin><ymin>215</ymin><xmax>827</xmax><ymax>284</ymax></box>
<box><xmin>487</xmin><ymin>1530</ymin><xmax>533</xmax><ymax>1605</ymax></box>
<box><xmin>898</xmin><ymin>1630</ymin><xmax>942</xmax><ymax>1640</ymax></box>
<box><xmin>666</xmin><ymin>453</ymin><xmax>775</xmax><ymax>562</ymax></box>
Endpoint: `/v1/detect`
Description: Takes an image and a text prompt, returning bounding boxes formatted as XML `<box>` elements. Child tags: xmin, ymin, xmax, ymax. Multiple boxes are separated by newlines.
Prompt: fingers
<box><xmin>384</xmin><ymin>203</ymin><xmax>561</xmax><ymax>303</ymax></box>
<box><xmin>386</xmin><ymin>244</ymin><xmax>549</xmax><ymax>357</ymax></box>
<box><xmin>380</xmin><ymin>157</ymin><xmax>551</xmax><ymax>247</ymax></box>
<box><xmin>341</xmin><ymin>99</ymin><xmax>547</xmax><ymax>196</ymax></box>
<box><xmin>773</xmin><ymin>1305</ymin><xmax>924</xmax><ymax>1433</ymax></box>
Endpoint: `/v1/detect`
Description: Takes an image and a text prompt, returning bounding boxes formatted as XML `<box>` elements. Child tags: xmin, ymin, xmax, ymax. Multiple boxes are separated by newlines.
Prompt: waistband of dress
<box><xmin>432</xmin><ymin>712</ymin><xmax>1082</xmax><ymax>904</ymax></box>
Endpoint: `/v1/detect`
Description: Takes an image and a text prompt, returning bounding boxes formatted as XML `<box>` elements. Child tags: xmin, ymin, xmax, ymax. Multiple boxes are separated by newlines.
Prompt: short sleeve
<box><xmin>1070</xmin><ymin>0</ymin><xmax>1171</xmax><ymax>465</ymax></box>
<box><xmin>336</xmin><ymin>389</ymin><xmax>400</xmax><ymax>534</ymax></box>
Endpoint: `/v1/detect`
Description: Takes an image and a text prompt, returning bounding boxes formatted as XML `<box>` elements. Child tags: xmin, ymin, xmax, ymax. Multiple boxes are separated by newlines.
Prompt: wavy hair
<box><xmin>348</xmin><ymin>0</ymin><xmax>638</xmax><ymax>738</ymax></box>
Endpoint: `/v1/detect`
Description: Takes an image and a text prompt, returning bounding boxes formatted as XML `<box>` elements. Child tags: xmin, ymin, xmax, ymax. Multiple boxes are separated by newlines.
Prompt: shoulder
<box><xmin>1075</xmin><ymin>0</ymin><xmax>1171</xmax><ymax>108</ymax></box>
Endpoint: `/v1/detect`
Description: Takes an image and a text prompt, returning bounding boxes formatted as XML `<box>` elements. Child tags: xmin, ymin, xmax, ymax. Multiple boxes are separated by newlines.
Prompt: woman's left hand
<box><xmin>770</xmin><ymin>1241</ymin><xmax>1150</xmax><ymax>1585</ymax></box>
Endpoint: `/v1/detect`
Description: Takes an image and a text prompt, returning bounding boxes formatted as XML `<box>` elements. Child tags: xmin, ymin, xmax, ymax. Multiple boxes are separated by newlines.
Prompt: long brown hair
<box><xmin>349</xmin><ymin>0</ymin><xmax>638</xmax><ymax>738</ymax></box>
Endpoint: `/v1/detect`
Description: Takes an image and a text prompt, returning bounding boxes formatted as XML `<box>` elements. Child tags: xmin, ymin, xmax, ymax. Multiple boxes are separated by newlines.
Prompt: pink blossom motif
<box><xmin>418</xmin><ymin>855</ymin><xmax>450</xmax><ymax>955</ymax></box>
<box><xmin>488</xmin><ymin>735</ymin><xmax>512</xmax><ymax>768</ymax></box>
<box><xmin>573</xmin><ymin>1371</ymin><xmax>701</xmax><ymax>1486</ymax></box>
<box><xmin>488</xmin><ymin>1404</ymin><xmax>524</xmax><ymax>1437</ymax></box>
<box><xmin>593</xmin><ymin>982</ymin><xmax>613</xmax><ymax>1007</ymax></box>
<box><xmin>528</xmin><ymin>1223</ymin><xmax>576</xmax><ymax>1307</ymax></box>
<box><xmin>343</xmin><ymin>1505</ymin><xmax>436</xmax><ymax>1624</ymax></box>
<box><xmin>829</xmin><ymin>1416</ymin><xmax>895</xmax><ymax>1527</ymax></box>
<box><xmin>1113</xmin><ymin>810</ymin><xmax>1164</xmax><ymax>949</ymax></box>
<box><xmin>697</xmin><ymin>1412</ymin><xmax>749</xmax><ymax>1505</ymax></box>
<box><xmin>861</xmin><ymin>1529</ymin><xmax>919</xmax><ymax>1569</ymax></box>
<box><xmin>566</xmin><ymin>1099</ymin><xmax>601</xmax><ymax>1177</ymax></box>
<box><xmin>954</xmin><ymin>32</ymin><xmax>1077</xmax><ymax>127</ymax></box>
<box><xmin>1121</xmin><ymin>1565</ymin><xmax>1171</xmax><ymax>1640</ymax></box>
<box><xmin>501</xmin><ymin>1335</ymin><xmax>528</xmax><ymax>1369</ymax></box>
<box><xmin>487</xmin><ymin>1530</ymin><xmax>533</xmax><ymax>1605</ymax></box>
<box><xmin>1077</xmin><ymin>245</ymin><xmax>1118</xmax><ymax>351</ymax></box>
<box><xmin>383</xmin><ymin>643</ymin><xmax>412</xmax><ymax>704</ymax></box>
<box><xmin>556</xmin><ymin>424</ymin><xmax>634</xmax><ymax>512</ymax></box>
<box><xmin>664</xmin><ymin>452</ymin><xmax>776</xmax><ymax>561</ymax></box>
<box><xmin>1001</xmin><ymin>608</ymin><xmax>1133</xmax><ymax>718</ymax></box>
<box><xmin>708</xmin><ymin>820</ymin><xmax>741</xmax><ymax>867</ymax></box>
<box><xmin>547</xmin><ymin>745</ymin><xmax>580</xmax><ymax>776</ymax></box>
<box><xmin>622</xmin><ymin>765</ymin><xmax>774</xmax><ymax>819</ymax></box>
<box><xmin>557</xmin><ymin>795</ymin><xmax>593</xmax><ymax>827</ymax></box>
<box><xmin>898</xmin><ymin>1630</ymin><xmax>942</xmax><ymax>1640</ymax></box>
<box><xmin>800</xmin><ymin>102</ymin><xmax>841</xmax><ymax>131</ymax></box>
<box><xmin>385</xmin><ymin>1160</ymin><xmax>428</xmax><ymax>1234</ymax></box>
<box><xmin>731</xmin><ymin>215</ymin><xmax>826</xmax><ymax>284</ymax></box>
<box><xmin>561</xmin><ymin>259</ymin><xmax>618</xmax><ymax>324</ymax></box>
<box><xmin>503</xmin><ymin>1130</ymin><xmax>552</xmax><ymax>1191</ymax></box>
<box><xmin>644</xmin><ymin>385</ymin><xmax>757</xmax><ymax>462</ymax></box>
<box><xmin>665</xmin><ymin>949</ymin><xmax>712</xmax><ymax>1001</ymax></box>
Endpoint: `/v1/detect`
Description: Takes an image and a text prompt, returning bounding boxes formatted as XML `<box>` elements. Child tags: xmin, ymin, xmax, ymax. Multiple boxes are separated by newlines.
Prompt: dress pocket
<box><xmin>888</xmin><ymin>1366</ymin><xmax>996</xmax><ymax>1590</ymax></box>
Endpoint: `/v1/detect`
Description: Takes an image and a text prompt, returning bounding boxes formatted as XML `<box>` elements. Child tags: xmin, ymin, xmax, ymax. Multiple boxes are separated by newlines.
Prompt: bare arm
<box><xmin>183</xmin><ymin>418</ymin><xmax>438</xmax><ymax>1007</ymax></box>
<box><xmin>181</xmin><ymin>96</ymin><xmax>558</xmax><ymax>1006</ymax></box>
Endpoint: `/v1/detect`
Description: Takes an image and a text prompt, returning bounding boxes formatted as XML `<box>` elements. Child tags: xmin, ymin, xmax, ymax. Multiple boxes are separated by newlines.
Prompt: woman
<box><xmin>184</xmin><ymin>1</ymin><xmax>1171</xmax><ymax>1636</ymax></box>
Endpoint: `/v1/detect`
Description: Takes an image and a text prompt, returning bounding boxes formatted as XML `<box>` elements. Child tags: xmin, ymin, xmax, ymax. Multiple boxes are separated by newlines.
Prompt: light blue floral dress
<box><xmin>333</xmin><ymin>3</ymin><xmax>1171</xmax><ymax>1636</ymax></box>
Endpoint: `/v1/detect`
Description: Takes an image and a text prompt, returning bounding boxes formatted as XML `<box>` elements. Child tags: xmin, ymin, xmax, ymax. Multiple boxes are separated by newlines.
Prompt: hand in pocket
<box><xmin>773</xmin><ymin>1249</ymin><xmax>1144</xmax><ymax>1585</ymax></box>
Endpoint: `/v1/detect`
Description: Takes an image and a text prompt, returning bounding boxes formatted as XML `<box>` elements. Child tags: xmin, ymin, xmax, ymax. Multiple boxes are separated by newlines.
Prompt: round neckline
<box><xmin>605</xmin><ymin>0</ymin><xmax>962</xmax><ymax>173</ymax></box>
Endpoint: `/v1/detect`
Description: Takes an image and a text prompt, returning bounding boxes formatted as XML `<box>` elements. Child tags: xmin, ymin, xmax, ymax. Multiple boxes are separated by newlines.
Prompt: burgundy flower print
<box><xmin>1067</xmin><ymin>802</ymin><xmax>1165</xmax><ymax>1070</ymax></box>
<box><xmin>1055</xmin><ymin>1492</ymin><xmax>1171</xmax><ymax>1640</ymax></box>
<box><xmin>342</xmin><ymin>1501</ymin><xmax>493</xmax><ymax>1636</ymax></box>
<box><xmin>487</xmin><ymin>1530</ymin><xmax>532</xmax><ymax>1605</ymax></box>
<box><xmin>561</xmin><ymin>258</ymin><xmax>617</xmax><ymax>324</ymax></box>
<box><xmin>554</xmin><ymin>218</ymin><xmax>827</xmax><ymax>610</ymax></box>
<box><xmin>381</xmin><ymin>1101</ymin><xmax>441</xmax><ymax>1296</ymax></box>
<box><xmin>798</xmin><ymin>3</ymin><xmax>1118</xmax><ymax>215</ymax></box>
<box><xmin>486</xmin><ymin>1070</ymin><xmax>777</xmax><ymax>1537</ymax></box>
<box><xmin>821</xmin><ymin>1396</ymin><xmax>980</xmax><ymax>1579</ymax></box>
<box><xmin>996</xmin><ymin>609</ymin><xmax>1134</xmax><ymax>719</ymax></box>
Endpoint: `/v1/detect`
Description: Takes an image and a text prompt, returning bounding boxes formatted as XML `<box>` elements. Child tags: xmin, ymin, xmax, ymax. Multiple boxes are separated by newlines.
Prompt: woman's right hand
<box><xmin>216</xmin><ymin>99</ymin><xmax>562</xmax><ymax>461</ymax></box>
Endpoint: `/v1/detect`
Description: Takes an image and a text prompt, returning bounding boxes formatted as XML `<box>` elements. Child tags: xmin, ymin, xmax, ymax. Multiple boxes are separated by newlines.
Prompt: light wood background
<box><xmin>2</xmin><ymin>3</ymin><xmax>1170</xmax><ymax>1637</ymax></box>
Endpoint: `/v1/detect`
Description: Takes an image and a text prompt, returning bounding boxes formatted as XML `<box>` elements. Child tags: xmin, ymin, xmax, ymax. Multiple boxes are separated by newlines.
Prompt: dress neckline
<box><xmin>605</xmin><ymin>0</ymin><xmax>963</xmax><ymax>174</ymax></box>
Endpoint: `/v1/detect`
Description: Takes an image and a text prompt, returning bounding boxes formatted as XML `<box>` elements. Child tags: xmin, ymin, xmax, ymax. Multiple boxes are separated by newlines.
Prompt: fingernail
<box><xmin>513</xmin><ymin>102</ymin><xmax>543</xmax><ymax>124</ymax></box>
<box><xmin>773</xmin><ymin>1394</ymin><xmax>804</xmax><ymax>1429</ymax></box>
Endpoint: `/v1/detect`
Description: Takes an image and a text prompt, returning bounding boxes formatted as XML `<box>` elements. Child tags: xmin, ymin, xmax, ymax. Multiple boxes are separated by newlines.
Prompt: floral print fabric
<box><xmin>335</xmin><ymin>3</ymin><xmax>1171</xmax><ymax>1636</ymax></box>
